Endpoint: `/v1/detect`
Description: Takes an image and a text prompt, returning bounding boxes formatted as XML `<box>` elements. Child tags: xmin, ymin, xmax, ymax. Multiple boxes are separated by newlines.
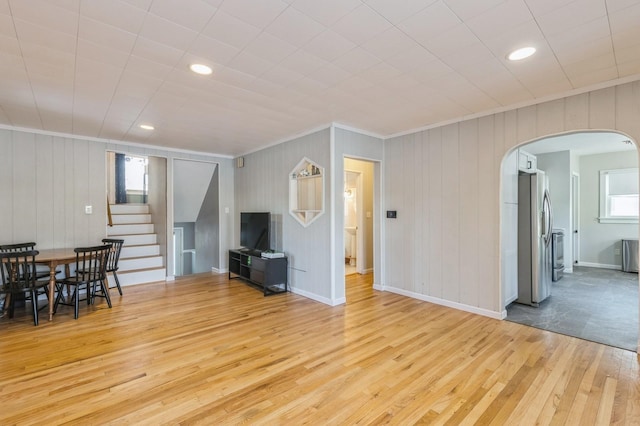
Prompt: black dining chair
<box><xmin>0</xmin><ymin>242</ymin><xmax>52</xmax><ymax>279</ymax></box>
<box><xmin>0</xmin><ymin>250</ymin><xmax>49</xmax><ymax>326</ymax></box>
<box><xmin>102</xmin><ymin>238</ymin><xmax>124</xmax><ymax>295</ymax></box>
<box><xmin>0</xmin><ymin>242</ymin><xmax>53</xmax><ymax>312</ymax></box>
<box><xmin>54</xmin><ymin>245</ymin><xmax>112</xmax><ymax>319</ymax></box>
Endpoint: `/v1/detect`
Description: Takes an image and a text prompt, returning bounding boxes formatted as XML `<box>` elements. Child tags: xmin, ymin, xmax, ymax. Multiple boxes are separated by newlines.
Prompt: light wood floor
<box><xmin>1</xmin><ymin>273</ymin><xmax>639</xmax><ymax>425</ymax></box>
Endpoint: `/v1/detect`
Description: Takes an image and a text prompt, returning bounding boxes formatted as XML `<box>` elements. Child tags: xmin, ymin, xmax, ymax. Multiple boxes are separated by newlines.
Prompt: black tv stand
<box><xmin>228</xmin><ymin>249</ymin><xmax>288</xmax><ymax>296</ymax></box>
<box><xmin>239</xmin><ymin>248</ymin><xmax>263</xmax><ymax>257</ymax></box>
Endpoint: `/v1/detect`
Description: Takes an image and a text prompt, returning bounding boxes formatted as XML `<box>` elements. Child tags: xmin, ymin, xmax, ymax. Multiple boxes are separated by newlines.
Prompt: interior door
<box><xmin>572</xmin><ymin>173</ymin><xmax>580</xmax><ymax>267</ymax></box>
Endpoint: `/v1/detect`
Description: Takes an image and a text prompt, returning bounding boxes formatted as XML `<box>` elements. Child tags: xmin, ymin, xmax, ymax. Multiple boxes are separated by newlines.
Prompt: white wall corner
<box><xmin>290</xmin><ymin>286</ymin><xmax>336</xmax><ymax>306</ymax></box>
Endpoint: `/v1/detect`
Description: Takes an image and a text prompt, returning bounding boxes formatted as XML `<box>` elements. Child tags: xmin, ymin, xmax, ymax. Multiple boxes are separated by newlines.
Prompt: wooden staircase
<box><xmin>107</xmin><ymin>204</ymin><xmax>166</xmax><ymax>287</ymax></box>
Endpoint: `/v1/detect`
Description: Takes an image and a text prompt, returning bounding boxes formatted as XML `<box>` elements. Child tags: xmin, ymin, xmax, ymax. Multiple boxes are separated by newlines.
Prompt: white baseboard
<box><xmin>290</xmin><ymin>286</ymin><xmax>345</xmax><ymax>306</ymax></box>
<box><xmin>165</xmin><ymin>275</ymin><xmax>175</xmax><ymax>281</ymax></box>
<box><xmin>576</xmin><ymin>261</ymin><xmax>621</xmax><ymax>270</ymax></box>
<box><xmin>211</xmin><ymin>267</ymin><xmax>227</xmax><ymax>274</ymax></box>
<box><xmin>382</xmin><ymin>285</ymin><xmax>503</xmax><ymax>320</ymax></box>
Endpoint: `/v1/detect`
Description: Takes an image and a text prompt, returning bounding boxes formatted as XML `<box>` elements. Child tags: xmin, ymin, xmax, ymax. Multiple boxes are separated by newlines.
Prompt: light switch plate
<box><xmin>85</xmin><ymin>205</ymin><xmax>92</xmax><ymax>214</ymax></box>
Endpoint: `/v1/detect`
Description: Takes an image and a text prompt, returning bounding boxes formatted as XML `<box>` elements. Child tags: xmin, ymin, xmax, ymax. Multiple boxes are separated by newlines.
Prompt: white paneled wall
<box><xmin>383</xmin><ymin>81</ymin><xmax>640</xmax><ymax>319</ymax></box>
<box><xmin>234</xmin><ymin>129</ymin><xmax>333</xmax><ymax>302</ymax></box>
<box><xmin>0</xmin><ymin>128</ymin><xmax>233</xmax><ymax>276</ymax></box>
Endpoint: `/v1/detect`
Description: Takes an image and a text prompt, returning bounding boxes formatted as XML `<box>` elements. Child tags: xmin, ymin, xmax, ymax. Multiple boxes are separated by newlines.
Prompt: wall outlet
<box><xmin>614</xmin><ymin>248</ymin><xmax>621</xmax><ymax>255</ymax></box>
<box><xmin>85</xmin><ymin>205</ymin><xmax>92</xmax><ymax>214</ymax></box>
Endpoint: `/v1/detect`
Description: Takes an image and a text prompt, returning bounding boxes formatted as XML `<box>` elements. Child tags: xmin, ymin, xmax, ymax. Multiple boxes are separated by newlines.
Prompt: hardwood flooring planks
<box><xmin>0</xmin><ymin>272</ymin><xmax>638</xmax><ymax>424</ymax></box>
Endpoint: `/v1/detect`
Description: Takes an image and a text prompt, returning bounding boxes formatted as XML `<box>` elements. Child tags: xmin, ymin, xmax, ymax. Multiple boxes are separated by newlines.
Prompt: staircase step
<box><xmin>108</xmin><ymin>267</ymin><xmax>166</xmax><ymax>287</ymax></box>
<box><xmin>112</xmin><ymin>234</ymin><xmax>157</xmax><ymax>246</ymax></box>
<box><xmin>110</xmin><ymin>214</ymin><xmax>151</xmax><ymax>224</ymax></box>
<box><xmin>108</xmin><ymin>223</ymin><xmax>154</xmax><ymax>236</ymax></box>
<box><xmin>121</xmin><ymin>244</ymin><xmax>160</xmax><ymax>258</ymax></box>
<box><xmin>106</xmin><ymin>203</ymin><xmax>164</xmax><ymax>288</ymax></box>
<box><xmin>109</xmin><ymin>204</ymin><xmax>149</xmax><ymax>214</ymax></box>
<box><xmin>119</xmin><ymin>255</ymin><xmax>163</xmax><ymax>271</ymax></box>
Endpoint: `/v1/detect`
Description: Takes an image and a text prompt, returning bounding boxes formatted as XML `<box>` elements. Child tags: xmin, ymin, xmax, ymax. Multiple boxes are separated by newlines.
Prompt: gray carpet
<box><xmin>506</xmin><ymin>266</ymin><xmax>639</xmax><ymax>352</ymax></box>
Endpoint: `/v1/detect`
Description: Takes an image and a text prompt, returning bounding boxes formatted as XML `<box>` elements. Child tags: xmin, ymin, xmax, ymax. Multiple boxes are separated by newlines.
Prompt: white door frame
<box><xmin>173</xmin><ymin>227</ymin><xmax>184</xmax><ymax>277</ymax></box>
<box><xmin>345</xmin><ymin>169</ymin><xmax>365</xmax><ymax>274</ymax></box>
<box><xmin>342</xmin><ymin>169</ymin><xmax>365</xmax><ymax>274</ymax></box>
<box><xmin>572</xmin><ymin>172</ymin><xmax>580</xmax><ymax>270</ymax></box>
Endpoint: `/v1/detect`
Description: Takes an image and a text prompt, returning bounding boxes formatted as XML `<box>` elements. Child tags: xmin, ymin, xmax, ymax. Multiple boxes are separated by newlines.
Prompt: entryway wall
<box><xmin>500</xmin><ymin>132</ymin><xmax>637</xmax><ymax>305</ymax></box>
<box><xmin>382</xmin><ymin>80</ymin><xmax>640</xmax><ymax>354</ymax></box>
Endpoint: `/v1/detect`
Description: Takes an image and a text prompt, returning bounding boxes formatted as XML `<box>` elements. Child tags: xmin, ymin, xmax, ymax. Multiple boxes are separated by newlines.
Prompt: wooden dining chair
<box><xmin>0</xmin><ymin>250</ymin><xmax>49</xmax><ymax>326</ymax></box>
<box><xmin>53</xmin><ymin>245</ymin><xmax>112</xmax><ymax>319</ymax></box>
<box><xmin>102</xmin><ymin>238</ymin><xmax>124</xmax><ymax>295</ymax></box>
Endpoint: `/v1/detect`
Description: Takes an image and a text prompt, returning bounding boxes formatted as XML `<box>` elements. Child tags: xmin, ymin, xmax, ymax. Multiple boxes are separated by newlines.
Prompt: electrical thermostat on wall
<box><xmin>386</xmin><ymin>210</ymin><xmax>397</xmax><ymax>218</ymax></box>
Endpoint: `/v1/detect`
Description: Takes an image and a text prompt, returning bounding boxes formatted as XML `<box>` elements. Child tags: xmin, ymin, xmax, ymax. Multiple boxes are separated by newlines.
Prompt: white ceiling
<box><xmin>1</xmin><ymin>0</ymin><xmax>640</xmax><ymax>157</ymax></box>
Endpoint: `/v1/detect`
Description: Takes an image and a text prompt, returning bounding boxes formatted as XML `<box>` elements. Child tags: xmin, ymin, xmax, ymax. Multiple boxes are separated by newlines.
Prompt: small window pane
<box><xmin>609</xmin><ymin>194</ymin><xmax>639</xmax><ymax>217</ymax></box>
<box><xmin>609</xmin><ymin>170</ymin><xmax>639</xmax><ymax>195</ymax></box>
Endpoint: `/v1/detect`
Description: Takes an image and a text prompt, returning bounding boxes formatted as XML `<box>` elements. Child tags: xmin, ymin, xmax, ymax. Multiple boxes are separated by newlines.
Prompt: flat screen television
<box><xmin>240</xmin><ymin>212</ymin><xmax>270</xmax><ymax>252</ymax></box>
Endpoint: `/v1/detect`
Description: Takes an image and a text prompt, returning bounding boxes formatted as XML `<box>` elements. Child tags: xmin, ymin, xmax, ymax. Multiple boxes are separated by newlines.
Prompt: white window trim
<box><xmin>598</xmin><ymin>168</ymin><xmax>639</xmax><ymax>224</ymax></box>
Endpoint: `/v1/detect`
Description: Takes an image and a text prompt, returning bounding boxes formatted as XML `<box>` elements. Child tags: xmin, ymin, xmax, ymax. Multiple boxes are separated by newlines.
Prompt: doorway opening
<box><xmin>342</xmin><ymin>157</ymin><xmax>376</xmax><ymax>297</ymax></box>
<box><xmin>344</xmin><ymin>169</ymin><xmax>362</xmax><ymax>275</ymax></box>
<box><xmin>105</xmin><ymin>151</ymin><xmax>168</xmax><ymax>287</ymax></box>
<box><xmin>172</xmin><ymin>159</ymin><xmax>219</xmax><ymax>277</ymax></box>
<box><xmin>500</xmin><ymin>131</ymin><xmax>639</xmax><ymax>352</ymax></box>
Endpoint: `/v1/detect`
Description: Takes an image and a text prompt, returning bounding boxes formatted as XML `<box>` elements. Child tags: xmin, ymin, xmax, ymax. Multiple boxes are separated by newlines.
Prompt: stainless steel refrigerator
<box><xmin>516</xmin><ymin>170</ymin><xmax>553</xmax><ymax>307</ymax></box>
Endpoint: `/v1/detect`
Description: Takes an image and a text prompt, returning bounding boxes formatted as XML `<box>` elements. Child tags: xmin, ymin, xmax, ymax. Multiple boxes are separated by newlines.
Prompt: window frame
<box><xmin>599</xmin><ymin>168</ymin><xmax>639</xmax><ymax>224</ymax></box>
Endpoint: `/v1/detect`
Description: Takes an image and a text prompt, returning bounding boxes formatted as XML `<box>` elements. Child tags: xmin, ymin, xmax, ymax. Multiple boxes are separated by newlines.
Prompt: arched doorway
<box><xmin>500</xmin><ymin>130</ymin><xmax>639</xmax><ymax>351</ymax></box>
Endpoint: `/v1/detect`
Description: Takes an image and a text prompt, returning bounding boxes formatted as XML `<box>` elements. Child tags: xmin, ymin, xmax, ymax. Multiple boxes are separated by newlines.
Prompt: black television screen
<box><xmin>240</xmin><ymin>212</ymin><xmax>270</xmax><ymax>251</ymax></box>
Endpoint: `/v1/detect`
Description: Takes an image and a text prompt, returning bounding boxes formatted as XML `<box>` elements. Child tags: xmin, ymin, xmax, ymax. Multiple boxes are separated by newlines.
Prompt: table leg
<box><xmin>48</xmin><ymin>264</ymin><xmax>56</xmax><ymax>321</ymax></box>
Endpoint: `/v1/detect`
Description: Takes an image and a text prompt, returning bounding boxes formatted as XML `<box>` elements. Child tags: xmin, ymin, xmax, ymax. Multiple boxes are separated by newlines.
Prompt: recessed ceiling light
<box><xmin>139</xmin><ymin>124</ymin><xmax>154</xmax><ymax>130</ymax></box>
<box><xmin>508</xmin><ymin>46</ymin><xmax>536</xmax><ymax>61</ymax></box>
<box><xmin>190</xmin><ymin>63</ymin><xmax>213</xmax><ymax>75</ymax></box>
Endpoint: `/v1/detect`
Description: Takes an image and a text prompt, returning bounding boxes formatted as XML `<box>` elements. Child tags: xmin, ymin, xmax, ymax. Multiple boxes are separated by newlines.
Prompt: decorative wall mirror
<box><xmin>289</xmin><ymin>157</ymin><xmax>324</xmax><ymax>227</ymax></box>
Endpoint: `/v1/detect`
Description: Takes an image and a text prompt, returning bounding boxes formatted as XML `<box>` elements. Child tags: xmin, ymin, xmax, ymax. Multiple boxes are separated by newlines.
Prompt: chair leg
<box><xmin>101</xmin><ymin>280</ymin><xmax>112</xmax><ymax>308</ymax></box>
<box><xmin>8</xmin><ymin>294</ymin><xmax>14</xmax><ymax>318</ymax></box>
<box><xmin>30</xmin><ymin>289</ymin><xmax>39</xmax><ymax>326</ymax></box>
<box><xmin>53</xmin><ymin>284</ymin><xmax>63</xmax><ymax>313</ymax></box>
<box><xmin>113</xmin><ymin>272</ymin><xmax>123</xmax><ymax>295</ymax></box>
<box><xmin>74</xmin><ymin>285</ymin><xmax>80</xmax><ymax>319</ymax></box>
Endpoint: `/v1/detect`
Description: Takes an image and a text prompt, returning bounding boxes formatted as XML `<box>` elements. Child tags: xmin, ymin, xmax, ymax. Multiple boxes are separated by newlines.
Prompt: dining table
<box><xmin>35</xmin><ymin>248</ymin><xmax>77</xmax><ymax>321</ymax></box>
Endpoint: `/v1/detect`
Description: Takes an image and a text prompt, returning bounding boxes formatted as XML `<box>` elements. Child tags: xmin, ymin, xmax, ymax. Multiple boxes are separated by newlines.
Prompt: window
<box><xmin>599</xmin><ymin>168</ymin><xmax>639</xmax><ymax>223</ymax></box>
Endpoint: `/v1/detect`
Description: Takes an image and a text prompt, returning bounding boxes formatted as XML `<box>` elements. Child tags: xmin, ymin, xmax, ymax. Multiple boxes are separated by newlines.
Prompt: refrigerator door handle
<box><xmin>542</xmin><ymin>190</ymin><xmax>553</xmax><ymax>247</ymax></box>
